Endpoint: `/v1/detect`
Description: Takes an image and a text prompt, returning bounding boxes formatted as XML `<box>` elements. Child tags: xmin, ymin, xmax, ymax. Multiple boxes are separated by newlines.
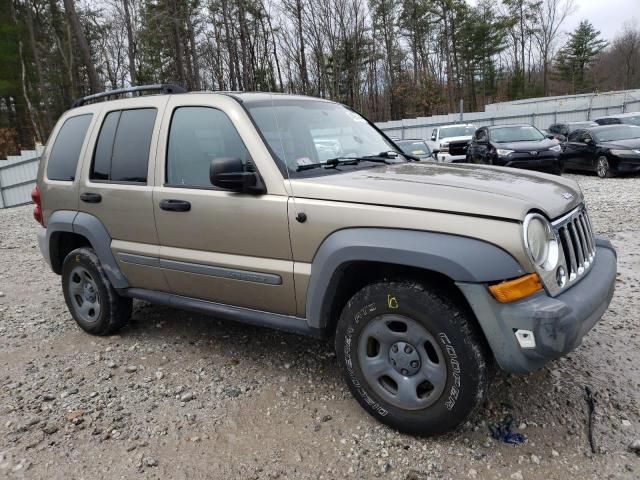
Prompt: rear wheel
<box><xmin>596</xmin><ymin>156</ymin><xmax>613</xmax><ymax>178</ymax></box>
<box><xmin>335</xmin><ymin>281</ymin><xmax>490</xmax><ymax>435</ymax></box>
<box><xmin>61</xmin><ymin>247</ymin><xmax>132</xmax><ymax>335</ymax></box>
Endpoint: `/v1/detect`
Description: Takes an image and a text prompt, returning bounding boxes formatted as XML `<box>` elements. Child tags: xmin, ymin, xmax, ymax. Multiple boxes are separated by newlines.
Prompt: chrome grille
<box><xmin>553</xmin><ymin>206</ymin><xmax>596</xmax><ymax>283</ymax></box>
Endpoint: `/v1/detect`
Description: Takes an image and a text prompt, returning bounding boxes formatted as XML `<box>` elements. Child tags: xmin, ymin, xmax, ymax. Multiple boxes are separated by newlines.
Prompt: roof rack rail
<box><xmin>71</xmin><ymin>84</ymin><xmax>187</xmax><ymax>108</ymax></box>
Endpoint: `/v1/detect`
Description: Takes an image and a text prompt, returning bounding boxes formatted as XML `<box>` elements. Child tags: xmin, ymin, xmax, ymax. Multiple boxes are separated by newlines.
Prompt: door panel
<box><xmin>153</xmin><ymin>99</ymin><xmax>296</xmax><ymax>315</ymax></box>
<box><xmin>78</xmin><ymin>97</ymin><xmax>170</xmax><ymax>291</ymax></box>
<box><xmin>153</xmin><ymin>188</ymin><xmax>295</xmax><ymax>314</ymax></box>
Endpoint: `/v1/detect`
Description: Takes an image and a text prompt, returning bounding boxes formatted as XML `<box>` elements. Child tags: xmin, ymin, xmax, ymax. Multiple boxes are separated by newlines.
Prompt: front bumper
<box><xmin>497</xmin><ymin>153</ymin><xmax>562</xmax><ymax>171</ymax></box>
<box><xmin>437</xmin><ymin>153</ymin><xmax>467</xmax><ymax>163</ymax></box>
<box><xmin>457</xmin><ymin>237</ymin><xmax>617</xmax><ymax>374</ymax></box>
<box><xmin>612</xmin><ymin>158</ymin><xmax>640</xmax><ymax>174</ymax></box>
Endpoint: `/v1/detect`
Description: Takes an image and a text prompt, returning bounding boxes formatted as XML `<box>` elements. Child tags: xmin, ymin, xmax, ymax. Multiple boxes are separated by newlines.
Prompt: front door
<box><xmin>152</xmin><ymin>98</ymin><xmax>296</xmax><ymax>315</ymax></box>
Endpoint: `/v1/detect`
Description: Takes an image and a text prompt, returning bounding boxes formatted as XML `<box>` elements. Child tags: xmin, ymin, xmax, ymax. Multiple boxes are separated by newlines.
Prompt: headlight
<box><xmin>548</xmin><ymin>145</ymin><xmax>562</xmax><ymax>152</ymax></box>
<box><xmin>523</xmin><ymin>213</ymin><xmax>559</xmax><ymax>271</ymax></box>
<box><xmin>439</xmin><ymin>142</ymin><xmax>449</xmax><ymax>151</ymax></box>
<box><xmin>496</xmin><ymin>149</ymin><xmax>514</xmax><ymax>156</ymax></box>
<box><xmin>610</xmin><ymin>149</ymin><xmax>640</xmax><ymax>157</ymax></box>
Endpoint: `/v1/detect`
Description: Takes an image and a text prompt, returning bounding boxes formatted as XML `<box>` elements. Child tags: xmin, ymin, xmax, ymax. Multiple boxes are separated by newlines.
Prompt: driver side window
<box><xmin>166</xmin><ymin>107</ymin><xmax>248</xmax><ymax>188</ymax></box>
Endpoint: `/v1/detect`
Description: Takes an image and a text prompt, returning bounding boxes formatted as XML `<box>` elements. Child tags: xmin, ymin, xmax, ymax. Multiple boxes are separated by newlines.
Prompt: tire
<box><xmin>61</xmin><ymin>247</ymin><xmax>132</xmax><ymax>335</ymax></box>
<box><xmin>551</xmin><ymin>163</ymin><xmax>564</xmax><ymax>175</ymax></box>
<box><xmin>596</xmin><ymin>156</ymin><xmax>613</xmax><ymax>178</ymax></box>
<box><xmin>335</xmin><ymin>281</ymin><xmax>490</xmax><ymax>435</ymax></box>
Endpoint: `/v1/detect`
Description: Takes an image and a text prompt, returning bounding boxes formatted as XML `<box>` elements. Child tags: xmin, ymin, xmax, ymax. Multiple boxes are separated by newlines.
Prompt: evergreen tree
<box><xmin>555</xmin><ymin>20</ymin><xmax>608</xmax><ymax>92</ymax></box>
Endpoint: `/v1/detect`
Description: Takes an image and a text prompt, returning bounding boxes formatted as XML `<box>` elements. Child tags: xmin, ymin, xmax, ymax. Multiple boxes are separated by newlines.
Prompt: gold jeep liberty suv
<box><xmin>34</xmin><ymin>85</ymin><xmax>617</xmax><ymax>434</ymax></box>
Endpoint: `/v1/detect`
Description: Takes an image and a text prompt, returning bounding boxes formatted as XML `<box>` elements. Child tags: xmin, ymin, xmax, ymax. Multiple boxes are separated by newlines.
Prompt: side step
<box><xmin>121</xmin><ymin>288</ymin><xmax>323</xmax><ymax>338</ymax></box>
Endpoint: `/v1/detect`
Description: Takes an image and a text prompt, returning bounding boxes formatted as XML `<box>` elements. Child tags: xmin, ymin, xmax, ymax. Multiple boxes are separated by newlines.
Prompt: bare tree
<box><xmin>535</xmin><ymin>0</ymin><xmax>574</xmax><ymax>95</ymax></box>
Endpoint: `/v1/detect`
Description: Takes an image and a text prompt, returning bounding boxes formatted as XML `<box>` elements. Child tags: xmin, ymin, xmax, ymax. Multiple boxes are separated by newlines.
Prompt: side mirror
<box><xmin>210</xmin><ymin>157</ymin><xmax>265</xmax><ymax>194</ymax></box>
<box><xmin>584</xmin><ymin>137</ymin><xmax>593</xmax><ymax>145</ymax></box>
<box><xmin>546</xmin><ymin>134</ymin><xmax>555</xmax><ymax>140</ymax></box>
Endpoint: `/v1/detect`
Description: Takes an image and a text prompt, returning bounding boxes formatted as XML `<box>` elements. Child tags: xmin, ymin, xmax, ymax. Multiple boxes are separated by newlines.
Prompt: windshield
<box><xmin>396</xmin><ymin>140</ymin><xmax>431</xmax><ymax>157</ymax></box>
<box><xmin>439</xmin><ymin>126</ymin><xmax>475</xmax><ymax>138</ymax></box>
<box><xmin>491</xmin><ymin>126</ymin><xmax>545</xmax><ymax>143</ymax></box>
<box><xmin>593</xmin><ymin>125</ymin><xmax>640</xmax><ymax>142</ymax></box>
<box><xmin>246</xmin><ymin>99</ymin><xmax>399</xmax><ymax>176</ymax></box>
<box><xmin>621</xmin><ymin>115</ymin><xmax>640</xmax><ymax>126</ymax></box>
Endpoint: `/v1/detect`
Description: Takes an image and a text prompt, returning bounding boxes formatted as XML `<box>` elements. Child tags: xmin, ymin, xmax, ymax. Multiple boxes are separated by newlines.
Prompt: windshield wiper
<box><xmin>296</xmin><ymin>153</ymin><xmax>402</xmax><ymax>172</ymax></box>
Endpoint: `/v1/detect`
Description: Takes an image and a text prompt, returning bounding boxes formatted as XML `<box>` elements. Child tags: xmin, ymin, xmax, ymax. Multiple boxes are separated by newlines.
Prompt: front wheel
<box><xmin>335</xmin><ymin>281</ymin><xmax>490</xmax><ymax>435</ymax></box>
<box><xmin>596</xmin><ymin>156</ymin><xmax>613</xmax><ymax>178</ymax></box>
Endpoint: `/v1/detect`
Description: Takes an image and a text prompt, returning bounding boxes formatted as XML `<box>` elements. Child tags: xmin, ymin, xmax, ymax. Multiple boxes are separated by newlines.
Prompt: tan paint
<box><xmin>152</xmin><ymin>94</ymin><xmax>296</xmax><ymax>314</ymax></box>
<box><xmin>38</xmin><ymin>92</ymin><xmax>585</xmax><ymax>322</ymax></box>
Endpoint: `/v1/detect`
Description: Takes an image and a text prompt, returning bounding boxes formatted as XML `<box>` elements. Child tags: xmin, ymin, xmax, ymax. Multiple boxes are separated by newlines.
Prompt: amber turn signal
<box><xmin>489</xmin><ymin>273</ymin><xmax>542</xmax><ymax>303</ymax></box>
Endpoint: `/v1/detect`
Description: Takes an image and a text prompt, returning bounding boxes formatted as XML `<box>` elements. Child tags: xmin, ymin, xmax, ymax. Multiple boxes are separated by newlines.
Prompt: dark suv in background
<box><xmin>466</xmin><ymin>124</ymin><xmax>564</xmax><ymax>174</ymax></box>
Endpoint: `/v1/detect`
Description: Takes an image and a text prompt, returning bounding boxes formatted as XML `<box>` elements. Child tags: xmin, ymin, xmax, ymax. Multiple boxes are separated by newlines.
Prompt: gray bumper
<box><xmin>457</xmin><ymin>237</ymin><xmax>617</xmax><ymax>374</ymax></box>
<box><xmin>37</xmin><ymin>227</ymin><xmax>51</xmax><ymax>267</ymax></box>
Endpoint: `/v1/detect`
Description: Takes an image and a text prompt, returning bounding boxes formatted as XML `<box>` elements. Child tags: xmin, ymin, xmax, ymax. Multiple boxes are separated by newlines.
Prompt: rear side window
<box><xmin>166</xmin><ymin>107</ymin><xmax>248</xmax><ymax>188</ymax></box>
<box><xmin>47</xmin><ymin>114</ymin><xmax>93</xmax><ymax>181</ymax></box>
<box><xmin>90</xmin><ymin>108</ymin><xmax>157</xmax><ymax>183</ymax></box>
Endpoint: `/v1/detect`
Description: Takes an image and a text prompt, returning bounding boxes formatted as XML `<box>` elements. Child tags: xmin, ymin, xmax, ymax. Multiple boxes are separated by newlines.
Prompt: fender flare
<box><xmin>46</xmin><ymin>210</ymin><xmax>129</xmax><ymax>288</ymax></box>
<box><xmin>305</xmin><ymin>228</ymin><xmax>526</xmax><ymax>330</ymax></box>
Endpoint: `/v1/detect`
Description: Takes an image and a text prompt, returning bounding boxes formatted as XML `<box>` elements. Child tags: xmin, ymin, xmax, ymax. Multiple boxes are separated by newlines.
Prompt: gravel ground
<box><xmin>0</xmin><ymin>173</ymin><xmax>639</xmax><ymax>479</ymax></box>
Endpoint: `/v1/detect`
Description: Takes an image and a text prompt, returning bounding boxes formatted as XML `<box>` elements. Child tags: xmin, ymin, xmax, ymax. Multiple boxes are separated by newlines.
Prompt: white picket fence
<box><xmin>0</xmin><ymin>146</ymin><xmax>44</xmax><ymax>209</ymax></box>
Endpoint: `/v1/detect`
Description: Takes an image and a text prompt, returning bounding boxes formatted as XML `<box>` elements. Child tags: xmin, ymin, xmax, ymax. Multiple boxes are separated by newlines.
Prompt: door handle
<box><xmin>80</xmin><ymin>192</ymin><xmax>102</xmax><ymax>203</ymax></box>
<box><xmin>159</xmin><ymin>199</ymin><xmax>191</xmax><ymax>212</ymax></box>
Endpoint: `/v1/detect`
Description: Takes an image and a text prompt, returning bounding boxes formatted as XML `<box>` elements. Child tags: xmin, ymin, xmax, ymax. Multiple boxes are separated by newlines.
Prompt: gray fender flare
<box><xmin>305</xmin><ymin>228</ymin><xmax>526</xmax><ymax>330</ymax></box>
<box><xmin>46</xmin><ymin>210</ymin><xmax>129</xmax><ymax>288</ymax></box>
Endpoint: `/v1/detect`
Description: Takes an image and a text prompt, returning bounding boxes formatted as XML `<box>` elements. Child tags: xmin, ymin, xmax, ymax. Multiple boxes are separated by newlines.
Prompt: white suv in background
<box><xmin>430</xmin><ymin>124</ymin><xmax>476</xmax><ymax>162</ymax></box>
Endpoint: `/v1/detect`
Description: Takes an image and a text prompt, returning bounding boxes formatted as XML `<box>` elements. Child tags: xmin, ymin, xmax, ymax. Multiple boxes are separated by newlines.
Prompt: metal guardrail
<box><xmin>375</xmin><ymin>91</ymin><xmax>640</xmax><ymax>139</ymax></box>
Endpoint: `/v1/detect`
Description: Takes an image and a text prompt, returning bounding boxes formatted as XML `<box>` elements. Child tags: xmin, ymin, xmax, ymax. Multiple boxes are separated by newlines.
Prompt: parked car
<box><xmin>395</xmin><ymin>139</ymin><xmax>437</xmax><ymax>161</ymax></box>
<box><xmin>430</xmin><ymin>124</ymin><xmax>475</xmax><ymax>162</ymax></box>
<box><xmin>34</xmin><ymin>85</ymin><xmax>616</xmax><ymax>435</ymax></box>
<box><xmin>593</xmin><ymin>112</ymin><xmax>640</xmax><ymax>126</ymax></box>
<box><xmin>548</xmin><ymin>121</ymin><xmax>599</xmax><ymax>141</ymax></box>
<box><xmin>466</xmin><ymin>124</ymin><xmax>564</xmax><ymax>174</ymax></box>
<box><xmin>561</xmin><ymin>124</ymin><xmax>640</xmax><ymax>178</ymax></box>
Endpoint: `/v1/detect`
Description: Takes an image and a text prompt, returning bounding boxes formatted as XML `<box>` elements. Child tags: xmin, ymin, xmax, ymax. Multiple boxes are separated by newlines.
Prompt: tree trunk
<box><xmin>295</xmin><ymin>0</ymin><xmax>309</xmax><ymax>93</ymax></box>
<box><xmin>186</xmin><ymin>11</ymin><xmax>201</xmax><ymax>90</ymax></box>
<box><xmin>168</xmin><ymin>0</ymin><xmax>187</xmax><ymax>87</ymax></box>
<box><xmin>62</xmin><ymin>0</ymin><xmax>101</xmax><ymax>93</ymax></box>
<box><xmin>122</xmin><ymin>0</ymin><xmax>137</xmax><ymax>86</ymax></box>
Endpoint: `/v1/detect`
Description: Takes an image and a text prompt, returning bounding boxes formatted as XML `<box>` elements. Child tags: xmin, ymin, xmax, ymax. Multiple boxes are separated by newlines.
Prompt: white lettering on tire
<box><xmin>344</xmin><ymin>303</ymin><xmax>388</xmax><ymax>417</ymax></box>
<box><xmin>439</xmin><ymin>332</ymin><xmax>461</xmax><ymax>411</ymax></box>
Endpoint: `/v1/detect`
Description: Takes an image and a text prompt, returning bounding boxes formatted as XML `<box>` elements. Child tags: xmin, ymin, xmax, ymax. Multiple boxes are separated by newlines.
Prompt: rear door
<box><xmin>78</xmin><ymin>97</ymin><xmax>170</xmax><ymax>292</ymax></box>
<box><xmin>152</xmin><ymin>95</ymin><xmax>296</xmax><ymax>315</ymax></box>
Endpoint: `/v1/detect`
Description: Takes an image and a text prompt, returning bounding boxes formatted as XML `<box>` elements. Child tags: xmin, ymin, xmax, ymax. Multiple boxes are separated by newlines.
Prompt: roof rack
<box><xmin>71</xmin><ymin>84</ymin><xmax>187</xmax><ymax>108</ymax></box>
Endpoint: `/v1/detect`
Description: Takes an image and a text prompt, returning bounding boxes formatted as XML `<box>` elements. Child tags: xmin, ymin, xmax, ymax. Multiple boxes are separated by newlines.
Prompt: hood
<box><xmin>440</xmin><ymin>135</ymin><xmax>472</xmax><ymax>143</ymax></box>
<box><xmin>599</xmin><ymin>138</ymin><xmax>640</xmax><ymax>149</ymax></box>
<box><xmin>289</xmin><ymin>162</ymin><xmax>582</xmax><ymax>221</ymax></box>
<box><xmin>492</xmin><ymin>138</ymin><xmax>557</xmax><ymax>151</ymax></box>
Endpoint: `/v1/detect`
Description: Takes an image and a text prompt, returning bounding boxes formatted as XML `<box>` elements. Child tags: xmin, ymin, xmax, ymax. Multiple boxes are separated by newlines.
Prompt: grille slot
<box><xmin>554</xmin><ymin>207</ymin><xmax>596</xmax><ymax>283</ymax></box>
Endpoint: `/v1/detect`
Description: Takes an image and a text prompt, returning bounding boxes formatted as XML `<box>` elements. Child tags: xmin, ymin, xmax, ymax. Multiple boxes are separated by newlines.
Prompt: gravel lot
<box><xmin>1</xmin><ymin>173</ymin><xmax>639</xmax><ymax>479</ymax></box>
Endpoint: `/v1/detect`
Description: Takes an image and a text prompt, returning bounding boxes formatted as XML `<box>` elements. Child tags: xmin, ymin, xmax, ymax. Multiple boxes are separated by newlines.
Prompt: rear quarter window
<box><xmin>46</xmin><ymin>114</ymin><xmax>93</xmax><ymax>181</ymax></box>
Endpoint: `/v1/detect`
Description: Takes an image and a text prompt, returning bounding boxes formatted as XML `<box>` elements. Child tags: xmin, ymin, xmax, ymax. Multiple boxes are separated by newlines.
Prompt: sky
<box><xmin>565</xmin><ymin>0</ymin><xmax>640</xmax><ymax>40</ymax></box>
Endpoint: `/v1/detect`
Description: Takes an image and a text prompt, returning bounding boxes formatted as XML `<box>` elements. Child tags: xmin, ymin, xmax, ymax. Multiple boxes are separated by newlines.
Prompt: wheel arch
<box><xmin>45</xmin><ymin>210</ymin><xmax>129</xmax><ymax>288</ymax></box>
<box><xmin>305</xmin><ymin>228</ymin><xmax>526</xmax><ymax>333</ymax></box>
